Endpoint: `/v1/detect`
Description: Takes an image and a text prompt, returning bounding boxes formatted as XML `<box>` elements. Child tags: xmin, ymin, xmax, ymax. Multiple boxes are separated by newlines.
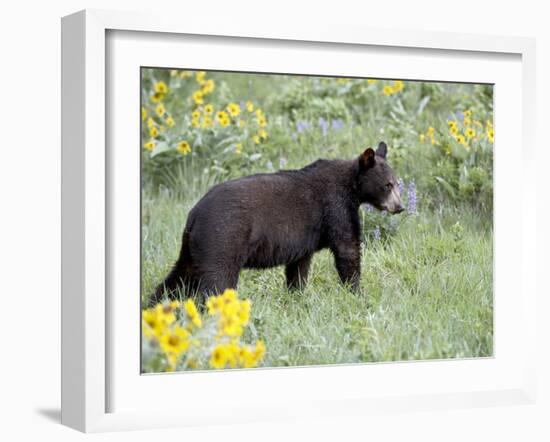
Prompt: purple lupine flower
<box><xmin>373</xmin><ymin>227</ymin><xmax>381</xmax><ymax>240</ymax></box>
<box><xmin>407</xmin><ymin>181</ymin><xmax>417</xmax><ymax>214</ymax></box>
<box><xmin>331</xmin><ymin>119</ymin><xmax>344</xmax><ymax>130</ymax></box>
<box><xmin>296</xmin><ymin>120</ymin><xmax>311</xmax><ymax>134</ymax></box>
<box><xmin>398</xmin><ymin>178</ymin><xmax>404</xmax><ymax>197</ymax></box>
<box><xmin>318</xmin><ymin>117</ymin><xmax>329</xmax><ymax>136</ymax></box>
<box><xmin>279</xmin><ymin>157</ymin><xmax>287</xmax><ymax>169</ymax></box>
<box><xmin>266</xmin><ymin>161</ymin><xmax>274</xmax><ymax>171</ymax></box>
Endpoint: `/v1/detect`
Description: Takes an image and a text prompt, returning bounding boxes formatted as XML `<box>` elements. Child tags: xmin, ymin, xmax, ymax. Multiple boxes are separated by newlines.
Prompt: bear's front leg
<box><xmin>285</xmin><ymin>254</ymin><xmax>312</xmax><ymax>290</ymax></box>
<box><xmin>331</xmin><ymin>242</ymin><xmax>361</xmax><ymax>292</ymax></box>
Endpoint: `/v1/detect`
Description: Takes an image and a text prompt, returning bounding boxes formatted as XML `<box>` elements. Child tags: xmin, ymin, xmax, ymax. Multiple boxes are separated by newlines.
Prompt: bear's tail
<box><xmin>147</xmin><ymin>231</ymin><xmax>193</xmax><ymax>308</ymax></box>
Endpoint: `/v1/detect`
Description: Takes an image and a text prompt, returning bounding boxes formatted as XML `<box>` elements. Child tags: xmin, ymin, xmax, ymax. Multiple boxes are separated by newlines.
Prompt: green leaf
<box><xmin>151</xmin><ymin>141</ymin><xmax>171</xmax><ymax>157</ymax></box>
<box><xmin>417</xmin><ymin>96</ymin><xmax>430</xmax><ymax>115</ymax></box>
<box><xmin>434</xmin><ymin>175</ymin><xmax>457</xmax><ymax>198</ymax></box>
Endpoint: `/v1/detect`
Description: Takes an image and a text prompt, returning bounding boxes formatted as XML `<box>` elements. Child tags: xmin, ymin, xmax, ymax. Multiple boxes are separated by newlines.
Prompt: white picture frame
<box><xmin>61</xmin><ymin>9</ymin><xmax>537</xmax><ymax>433</ymax></box>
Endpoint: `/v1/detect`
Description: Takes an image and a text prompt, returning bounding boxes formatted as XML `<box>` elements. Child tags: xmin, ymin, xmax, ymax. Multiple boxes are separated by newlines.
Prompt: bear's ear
<box><xmin>359</xmin><ymin>148</ymin><xmax>376</xmax><ymax>170</ymax></box>
<box><xmin>376</xmin><ymin>141</ymin><xmax>388</xmax><ymax>159</ymax></box>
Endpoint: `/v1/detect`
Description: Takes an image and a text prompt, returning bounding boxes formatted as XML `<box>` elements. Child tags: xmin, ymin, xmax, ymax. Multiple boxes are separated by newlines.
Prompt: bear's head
<box><xmin>357</xmin><ymin>141</ymin><xmax>404</xmax><ymax>214</ymax></box>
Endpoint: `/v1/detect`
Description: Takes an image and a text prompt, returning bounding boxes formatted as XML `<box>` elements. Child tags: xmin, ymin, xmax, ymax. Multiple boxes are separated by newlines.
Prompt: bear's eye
<box><xmin>385</xmin><ymin>183</ymin><xmax>393</xmax><ymax>190</ymax></box>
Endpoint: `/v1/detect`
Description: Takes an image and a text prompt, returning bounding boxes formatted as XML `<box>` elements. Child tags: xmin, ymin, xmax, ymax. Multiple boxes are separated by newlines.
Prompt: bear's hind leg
<box><xmin>148</xmin><ymin>264</ymin><xmax>192</xmax><ymax>308</ymax></box>
<box><xmin>285</xmin><ymin>254</ymin><xmax>312</xmax><ymax>290</ymax></box>
<box><xmin>196</xmin><ymin>267</ymin><xmax>240</xmax><ymax>299</ymax></box>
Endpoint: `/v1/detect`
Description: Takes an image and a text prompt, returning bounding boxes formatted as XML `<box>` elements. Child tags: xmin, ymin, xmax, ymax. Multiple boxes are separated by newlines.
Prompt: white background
<box><xmin>0</xmin><ymin>0</ymin><xmax>548</xmax><ymax>441</ymax></box>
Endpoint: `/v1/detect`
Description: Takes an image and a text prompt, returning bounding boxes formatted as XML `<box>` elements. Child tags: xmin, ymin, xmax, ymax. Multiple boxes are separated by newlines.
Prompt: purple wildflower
<box><xmin>296</xmin><ymin>120</ymin><xmax>311</xmax><ymax>134</ymax></box>
<box><xmin>266</xmin><ymin>161</ymin><xmax>274</xmax><ymax>171</ymax></box>
<box><xmin>407</xmin><ymin>181</ymin><xmax>417</xmax><ymax>214</ymax></box>
<box><xmin>362</xmin><ymin>204</ymin><xmax>374</xmax><ymax>213</ymax></box>
<box><xmin>398</xmin><ymin>178</ymin><xmax>404</xmax><ymax>197</ymax></box>
<box><xmin>331</xmin><ymin>119</ymin><xmax>344</xmax><ymax>130</ymax></box>
<box><xmin>373</xmin><ymin>227</ymin><xmax>381</xmax><ymax>240</ymax></box>
<box><xmin>318</xmin><ymin>117</ymin><xmax>329</xmax><ymax>137</ymax></box>
<box><xmin>279</xmin><ymin>157</ymin><xmax>287</xmax><ymax>169</ymax></box>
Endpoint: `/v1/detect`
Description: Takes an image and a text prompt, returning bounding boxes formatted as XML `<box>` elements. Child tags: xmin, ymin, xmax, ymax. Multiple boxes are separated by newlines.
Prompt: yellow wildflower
<box><xmin>256</xmin><ymin>114</ymin><xmax>267</xmax><ymax>127</ymax></box>
<box><xmin>465</xmin><ymin>127</ymin><xmax>476</xmax><ymax>138</ymax></box>
<box><xmin>222</xmin><ymin>288</ymin><xmax>237</xmax><ymax>303</ymax></box>
<box><xmin>169</xmin><ymin>300</ymin><xmax>180</xmax><ymax>310</ymax></box>
<box><xmin>202</xmin><ymin>79</ymin><xmax>215</xmax><ymax>94</ymax></box>
<box><xmin>144</xmin><ymin>139</ymin><xmax>155</xmax><ymax>152</ymax></box>
<box><xmin>155</xmin><ymin>103</ymin><xmax>166</xmax><ymax>118</ymax></box>
<box><xmin>202</xmin><ymin>116</ymin><xmax>214</xmax><ymax>129</ymax></box>
<box><xmin>238</xmin><ymin>346</ymin><xmax>256</xmax><ymax>368</ymax></box>
<box><xmin>393</xmin><ymin>80</ymin><xmax>404</xmax><ymax>92</ymax></box>
<box><xmin>419</xmin><ymin>133</ymin><xmax>426</xmax><ymax>142</ymax></box>
<box><xmin>192</xmin><ymin>110</ymin><xmax>201</xmax><ymax>120</ymax></box>
<box><xmin>216</xmin><ymin>111</ymin><xmax>230</xmax><ymax>127</ymax></box>
<box><xmin>154</xmin><ymin>81</ymin><xmax>168</xmax><ymax>94</ymax></box>
<box><xmin>142</xmin><ymin>304</ymin><xmax>176</xmax><ymax>338</ymax></box>
<box><xmin>180</xmin><ymin>71</ymin><xmax>192</xmax><ymax>79</ymax></box>
<box><xmin>166</xmin><ymin>116</ymin><xmax>175</xmax><ymax>127</ymax></box>
<box><xmin>210</xmin><ymin>344</ymin><xmax>228</xmax><ymax>369</ymax></box>
<box><xmin>254</xmin><ymin>340</ymin><xmax>266</xmax><ymax>361</ymax></box>
<box><xmin>464</xmin><ymin>109</ymin><xmax>472</xmax><ymax>119</ymax></box>
<box><xmin>447</xmin><ymin>120</ymin><xmax>457</xmax><ymax>129</ymax></box>
<box><xmin>222</xmin><ymin>316</ymin><xmax>243</xmax><ymax>338</ymax></box>
<box><xmin>159</xmin><ymin>325</ymin><xmax>190</xmax><ymax>356</ymax></box>
<box><xmin>192</xmin><ymin>90</ymin><xmax>204</xmax><ymax>105</ymax></box>
<box><xmin>195</xmin><ymin>71</ymin><xmax>206</xmax><ymax>85</ymax></box>
<box><xmin>204</xmin><ymin>104</ymin><xmax>214</xmax><ymax>115</ymax></box>
<box><xmin>207</xmin><ymin>296</ymin><xmax>221</xmax><ymax>315</ymax></box>
<box><xmin>184</xmin><ymin>299</ymin><xmax>202</xmax><ymax>328</ymax></box>
<box><xmin>450</xmin><ymin>125</ymin><xmax>458</xmax><ymax>136</ymax></box>
<box><xmin>149</xmin><ymin>126</ymin><xmax>159</xmax><ymax>138</ymax></box>
<box><xmin>141</xmin><ymin>107</ymin><xmax>147</xmax><ymax>121</ymax></box>
<box><xmin>235</xmin><ymin>143</ymin><xmax>242</xmax><ymax>154</ymax></box>
<box><xmin>487</xmin><ymin>128</ymin><xmax>494</xmax><ymax>143</ymax></box>
<box><xmin>177</xmin><ymin>140</ymin><xmax>192</xmax><ymax>155</ymax></box>
<box><xmin>227</xmin><ymin>102</ymin><xmax>241</xmax><ymax>117</ymax></box>
<box><xmin>464</xmin><ymin>117</ymin><xmax>471</xmax><ymax>127</ymax></box>
<box><xmin>151</xmin><ymin>92</ymin><xmax>164</xmax><ymax>103</ymax></box>
<box><xmin>147</xmin><ymin>117</ymin><xmax>155</xmax><ymax>129</ymax></box>
<box><xmin>367</xmin><ymin>79</ymin><xmax>377</xmax><ymax>85</ymax></box>
<box><xmin>253</xmin><ymin>135</ymin><xmax>261</xmax><ymax>144</ymax></box>
<box><xmin>383</xmin><ymin>85</ymin><xmax>394</xmax><ymax>96</ymax></box>
<box><xmin>456</xmin><ymin>134</ymin><xmax>467</xmax><ymax>145</ymax></box>
<box><xmin>258</xmin><ymin>129</ymin><xmax>268</xmax><ymax>140</ymax></box>
<box><xmin>246</xmin><ymin>101</ymin><xmax>254</xmax><ymax>112</ymax></box>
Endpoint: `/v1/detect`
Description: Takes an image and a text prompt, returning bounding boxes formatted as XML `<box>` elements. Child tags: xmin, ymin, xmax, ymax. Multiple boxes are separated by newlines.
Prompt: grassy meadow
<box><xmin>140</xmin><ymin>70</ymin><xmax>493</xmax><ymax>372</ymax></box>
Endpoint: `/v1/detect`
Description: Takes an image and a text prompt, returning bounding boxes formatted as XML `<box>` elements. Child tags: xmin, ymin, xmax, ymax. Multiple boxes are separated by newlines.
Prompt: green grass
<box><xmin>141</xmin><ymin>168</ymin><xmax>493</xmax><ymax>367</ymax></box>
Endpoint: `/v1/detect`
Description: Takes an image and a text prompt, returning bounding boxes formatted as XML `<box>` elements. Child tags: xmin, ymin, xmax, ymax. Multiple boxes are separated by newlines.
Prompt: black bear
<box><xmin>149</xmin><ymin>141</ymin><xmax>404</xmax><ymax>306</ymax></box>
